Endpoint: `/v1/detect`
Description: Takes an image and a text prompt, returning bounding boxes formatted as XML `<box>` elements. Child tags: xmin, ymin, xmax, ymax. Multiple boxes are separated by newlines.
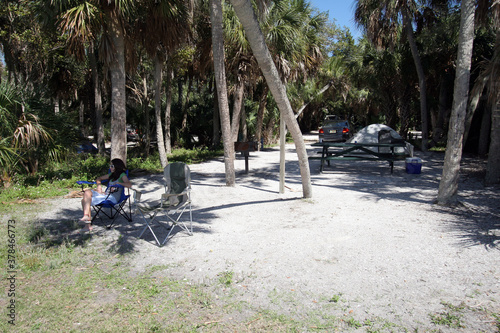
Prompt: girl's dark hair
<box><xmin>110</xmin><ymin>158</ymin><xmax>127</xmax><ymax>181</ymax></box>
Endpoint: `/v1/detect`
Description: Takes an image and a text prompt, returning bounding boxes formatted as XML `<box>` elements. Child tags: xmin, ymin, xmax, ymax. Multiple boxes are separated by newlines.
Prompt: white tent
<box><xmin>346</xmin><ymin>124</ymin><xmax>413</xmax><ymax>156</ymax></box>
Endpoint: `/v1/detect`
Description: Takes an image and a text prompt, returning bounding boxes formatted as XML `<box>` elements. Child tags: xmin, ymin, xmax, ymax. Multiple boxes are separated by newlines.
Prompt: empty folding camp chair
<box><xmin>77</xmin><ymin>172</ymin><xmax>133</xmax><ymax>229</ymax></box>
<box><xmin>136</xmin><ymin>162</ymin><xmax>193</xmax><ymax>246</ymax></box>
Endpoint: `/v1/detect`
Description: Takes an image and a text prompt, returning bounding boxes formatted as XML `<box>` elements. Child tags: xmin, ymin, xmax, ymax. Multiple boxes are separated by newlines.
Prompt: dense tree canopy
<box><xmin>0</xmin><ymin>0</ymin><xmax>498</xmax><ymax>197</ymax></box>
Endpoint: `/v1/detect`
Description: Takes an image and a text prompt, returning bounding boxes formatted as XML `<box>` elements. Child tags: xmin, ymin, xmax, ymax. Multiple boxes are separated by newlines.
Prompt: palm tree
<box><xmin>223</xmin><ymin>2</ymin><xmax>253</xmax><ymax>142</ymax></box>
<box><xmin>210</xmin><ymin>0</ymin><xmax>236</xmax><ymax>186</ymax></box>
<box><xmin>135</xmin><ymin>0</ymin><xmax>190</xmax><ymax>167</ymax></box>
<box><xmin>480</xmin><ymin>1</ymin><xmax>500</xmax><ymax>185</ymax></box>
<box><xmin>54</xmin><ymin>2</ymin><xmax>106</xmax><ymax>154</ymax></box>
<box><xmin>238</xmin><ymin>0</ymin><xmax>326</xmax><ymax>146</ymax></box>
<box><xmin>229</xmin><ymin>0</ymin><xmax>312</xmax><ymax>198</ymax></box>
<box><xmin>436</xmin><ymin>0</ymin><xmax>476</xmax><ymax>204</ymax></box>
<box><xmin>53</xmin><ymin>0</ymin><xmax>135</xmax><ymax>162</ymax></box>
<box><xmin>354</xmin><ymin>0</ymin><xmax>429</xmax><ymax>150</ymax></box>
<box><xmin>484</xmin><ymin>37</ymin><xmax>500</xmax><ymax>185</ymax></box>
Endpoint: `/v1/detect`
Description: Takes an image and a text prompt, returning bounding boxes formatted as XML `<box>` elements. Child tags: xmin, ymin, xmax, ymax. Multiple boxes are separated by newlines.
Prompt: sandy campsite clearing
<box><xmin>37</xmin><ymin>139</ymin><xmax>499</xmax><ymax>331</ymax></box>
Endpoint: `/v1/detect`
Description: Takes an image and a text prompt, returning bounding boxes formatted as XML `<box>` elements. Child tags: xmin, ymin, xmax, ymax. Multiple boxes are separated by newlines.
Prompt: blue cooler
<box><xmin>405</xmin><ymin>157</ymin><xmax>422</xmax><ymax>174</ymax></box>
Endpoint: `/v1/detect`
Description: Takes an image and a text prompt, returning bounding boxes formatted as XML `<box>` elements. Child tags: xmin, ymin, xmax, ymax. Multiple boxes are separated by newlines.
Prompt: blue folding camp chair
<box><xmin>77</xmin><ymin>171</ymin><xmax>133</xmax><ymax>229</ymax></box>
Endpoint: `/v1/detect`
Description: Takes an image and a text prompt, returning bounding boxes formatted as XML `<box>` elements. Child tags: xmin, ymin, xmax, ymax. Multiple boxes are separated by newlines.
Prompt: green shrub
<box><xmin>0</xmin><ymin>147</ymin><xmax>223</xmax><ymax>204</ymax></box>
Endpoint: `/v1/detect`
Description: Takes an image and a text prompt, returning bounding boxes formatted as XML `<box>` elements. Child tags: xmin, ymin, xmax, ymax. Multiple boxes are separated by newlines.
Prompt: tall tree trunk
<box><xmin>437</xmin><ymin>0</ymin><xmax>475</xmax><ymax>205</ymax></box>
<box><xmin>403</xmin><ymin>8</ymin><xmax>429</xmax><ymax>151</ymax></box>
<box><xmin>429</xmin><ymin>74</ymin><xmax>451</xmax><ymax>148</ymax></box>
<box><xmin>89</xmin><ymin>48</ymin><xmax>105</xmax><ymax>155</ymax></box>
<box><xmin>79</xmin><ymin>100</ymin><xmax>85</xmax><ymax>136</ymax></box>
<box><xmin>108</xmin><ymin>11</ymin><xmax>127</xmax><ymax>162</ymax></box>
<box><xmin>231</xmin><ymin>78</ymin><xmax>245</xmax><ymax>142</ymax></box>
<box><xmin>230</xmin><ymin>0</ymin><xmax>312</xmax><ymax>198</ymax></box>
<box><xmin>485</xmin><ymin>30</ymin><xmax>500</xmax><ymax>184</ymax></box>
<box><xmin>478</xmin><ymin>105</ymin><xmax>491</xmax><ymax>157</ymax></box>
<box><xmin>485</xmin><ymin>100</ymin><xmax>500</xmax><ymax>184</ymax></box>
<box><xmin>398</xmin><ymin>85</ymin><xmax>412</xmax><ymax>139</ymax></box>
<box><xmin>142</xmin><ymin>74</ymin><xmax>151</xmax><ymax>157</ymax></box>
<box><xmin>212</xmin><ymin>78</ymin><xmax>221</xmax><ymax>148</ymax></box>
<box><xmin>463</xmin><ymin>77</ymin><xmax>486</xmax><ymax>145</ymax></box>
<box><xmin>182</xmin><ymin>76</ymin><xmax>192</xmax><ymax>133</ymax></box>
<box><xmin>164</xmin><ymin>65</ymin><xmax>173</xmax><ymax>154</ymax></box>
<box><xmin>210</xmin><ymin>0</ymin><xmax>235</xmax><ymax>186</ymax></box>
<box><xmin>155</xmin><ymin>56</ymin><xmax>168</xmax><ymax>167</ymax></box>
<box><xmin>240</xmin><ymin>98</ymin><xmax>247</xmax><ymax>141</ymax></box>
<box><xmin>255</xmin><ymin>85</ymin><xmax>268</xmax><ymax>150</ymax></box>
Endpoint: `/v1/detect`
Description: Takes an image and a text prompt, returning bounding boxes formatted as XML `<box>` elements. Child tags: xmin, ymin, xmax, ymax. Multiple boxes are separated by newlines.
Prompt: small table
<box><xmin>310</xmin><ymin>141</ymin><xmax>407</xmax><ymax>173</ymax></box>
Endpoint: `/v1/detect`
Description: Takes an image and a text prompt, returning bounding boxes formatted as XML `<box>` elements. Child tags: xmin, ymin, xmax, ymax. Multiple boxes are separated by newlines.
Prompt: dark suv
<box><xmin>318</xmin><ymin>115</ymin><xmax>351</xmax><ymax>142</ymax></box>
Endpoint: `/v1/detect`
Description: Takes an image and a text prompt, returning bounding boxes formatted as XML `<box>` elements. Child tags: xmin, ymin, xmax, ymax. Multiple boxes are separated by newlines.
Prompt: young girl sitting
<box><xmin>80</xmin><ymin>158</ymin><xmax>132</xmax><ymax>232</ymax></box>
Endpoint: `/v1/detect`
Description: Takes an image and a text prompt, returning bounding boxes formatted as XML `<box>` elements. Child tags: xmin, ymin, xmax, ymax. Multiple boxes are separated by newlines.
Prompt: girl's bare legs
<box><xmin>80</xmin><ymin>189</ymin><xmax>93</xmax><ymax>231</ymax></box>
<box><xmin>80</xmin><ymin>185</ymin><xmax>103</xmax><ymax>219</ymax></box>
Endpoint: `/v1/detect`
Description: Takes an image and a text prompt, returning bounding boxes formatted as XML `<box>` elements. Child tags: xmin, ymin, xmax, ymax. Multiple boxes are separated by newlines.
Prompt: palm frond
<box><xmin>13</xmin><ymin>112</ymin><xmax>52</xmax><ymax>148</ymax></box>
<box><xmin>0</xmin><ymin>138</ymin><xmax>20</xmax><ymax>171</ymax></box>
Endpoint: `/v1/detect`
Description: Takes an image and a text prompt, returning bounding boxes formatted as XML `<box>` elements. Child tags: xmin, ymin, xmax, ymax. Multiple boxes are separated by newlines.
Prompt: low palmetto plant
<box><xmin>0</xmin><ymin>81</ymin><xmax>61</xmax><ymax>179</ymax></box>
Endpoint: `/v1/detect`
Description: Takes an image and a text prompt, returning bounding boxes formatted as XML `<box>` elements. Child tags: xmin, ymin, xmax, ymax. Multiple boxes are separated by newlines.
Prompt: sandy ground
<box><xmin>39</xmin><ymin>139</ymin><xmax>500</xmax><ymax>331</ymax></box>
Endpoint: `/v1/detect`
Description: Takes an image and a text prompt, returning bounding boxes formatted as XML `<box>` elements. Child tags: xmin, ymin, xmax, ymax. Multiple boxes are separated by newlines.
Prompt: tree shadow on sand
<box><xmin>31</xmin><ymin>148</ymin><xmax>499</xmax><ymax>253</ymax></box>
<box><xmin>306</xmin><ymin>149</ymin><xmax>500</xmax><ymax>250</ymax></box>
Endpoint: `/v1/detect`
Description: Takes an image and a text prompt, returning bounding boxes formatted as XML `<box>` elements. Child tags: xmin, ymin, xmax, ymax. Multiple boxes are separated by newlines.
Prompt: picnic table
<box><xmin>309</xmin><ymin>141</ymin><xmax>408</xmax><ymax>173</ymax></box>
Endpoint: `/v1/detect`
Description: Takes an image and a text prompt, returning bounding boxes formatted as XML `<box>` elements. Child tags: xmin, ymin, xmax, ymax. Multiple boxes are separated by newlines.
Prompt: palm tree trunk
<box><xmin>108</xmin><ymin>11</ymin><xmax>127</xmax><ymax>162</ymax></box>
<box><xmin>79</xmin><ymin>101</ymin><xmax>85</xmax><ymax>136</ymax></box>
<box><xmin>437</xmin><ymin>0</ymin><xmax>475</xmax><ymax>204</ymax></box>
<box><xmin>403</xmin><ymin>8</ymin><xmax>429</xmax><ymax>151</ymax></box>
<box><xmin>464</xmin><ymin>77</ymin><xmax>487</xmax><ymax>145</ymax></box>
<box><xmin>231</xmin><ymin>78</ymin><xmax>245</xmax><ymax>142</ymax></box>
<box><xmin>155</xmin><ymin>56</ymin><xmax>168</xmax><ymax>167</ymax></box>
<box><xmin>240</xmin><ymin>100</ymin><xmax>247</xmax><ymax>141</ymax></box>
<box><xmin>230</xmin><ymin>0</ymin><xmax>312</xmax><ymax>198</ymax></box>
<box><xmin>182</xmin><ymin>76</ymin><xmax>192</xmax><ymax>133</ymax></box>
<box><xmin>164</xmin><ymin>65</ymin><xmax>173</xmax><ymax>154</ymax></box>
<box><xmin>485</xmin><ymin>100</ymin><xmax>500</xmax><ymax>184</ymax></box>
<box><xmin>255</xmin><ymin>85</ymin><xmax>268</xmax><ymax>150</ymax></box>
<box><xmin>142</xmin><ymin>74</ymin><xmax>151</xmax><ymax>157</ymax></box>
<box><xmin>428</xmin><ymin>74</ymin><xmax>450</xmax><ymax>148</ymax></box>
<box><xmin>212</xmin><ymin>77</ymin><xmax>221</xmax><ymax>148</ymax></box>
<box><xmin>210</xmin><ymin>0</ymin><xmax>235</xmax><ymax>186</ymax></box>
<box><xmin>485</xmin><ymin>30</ymin><xmax>500</xmax><ymax>185</ymax></box>
<box><xmin>478</xmin><ymin>105</ymin><xmax>491</xmax><ymax>157</ymax></box>
<box><xmin>89</xmin><ymin>48</ymin><xmax>105</xmax><ymax>155</ymax></box>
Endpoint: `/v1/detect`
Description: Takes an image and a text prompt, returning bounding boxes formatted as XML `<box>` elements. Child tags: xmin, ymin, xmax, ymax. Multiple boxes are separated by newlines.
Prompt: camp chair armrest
<box><xmin>160</xmin><ymin>190</ymin><xmax>190</xmax><ymax>207</ymax></box>
<box><xmin>162</xmin><ymin>190</ymin><xmax>189</xmax><ymax>198</ymax></box>
<box><xmin>77</xmin><ymin>181</ymin><xmax>96</xmax><ymax>185</ymax></box>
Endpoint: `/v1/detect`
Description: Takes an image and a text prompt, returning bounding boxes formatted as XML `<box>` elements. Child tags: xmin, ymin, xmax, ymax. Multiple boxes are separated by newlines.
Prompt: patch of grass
<box><xmin>168</xmin><ymin>147</ymin><xmax>224</xmax><ymax>164</ymax></box>
<box><xmin>0</xmin><ymin>177</ymin><xmax>77</xmax><ymax>204</ymax></box>
<box><xmin>429</xmin><ymin>302</ymin><xmax>466</xmax><ymax>328</ymax></box>
<box><xmin>1</xmin><ymin>200</ymin><xmax>497</xmax><ymax>332</ymax></box>
<box><xmin>492</xmin><ymin>312</ymin><xmax>500</xmax><ymax>331</ymax></box>
<box><xmin>345</xmin><ymin>316</ymin><xmax>363</xmax><ymax>328</ymax></box>
<box><xmin>250</xmin><ymin>309</ymin><xmax>300</xmax><ymax>331</ymax></box>
<box><xmin>430</xmin><ymin>312</ymin><xmax>464</xmax><ymax>328</ymax></box>
<box><xmin>363</xmin><ymin>317</ymin><xmax>401</xmax><ymax>333</ymax></box>
<box><xmin>329</xmin><ymin>293</ymin><xmax>342</xmax><ymax>303</ymax></box>
<box><xmin>429</xmin><ymin>146</ymin><xmax>446</xmax><ymax>152</ymax></box>
<box><xmin>0</xmin><ymin>147</ymin><xmax>224</xmax><ymax>206</ymax></box>
<box><xmin>218</xmin><ymin>270</ymin><xmax>234</xmax><ymax>286</ymax></box>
